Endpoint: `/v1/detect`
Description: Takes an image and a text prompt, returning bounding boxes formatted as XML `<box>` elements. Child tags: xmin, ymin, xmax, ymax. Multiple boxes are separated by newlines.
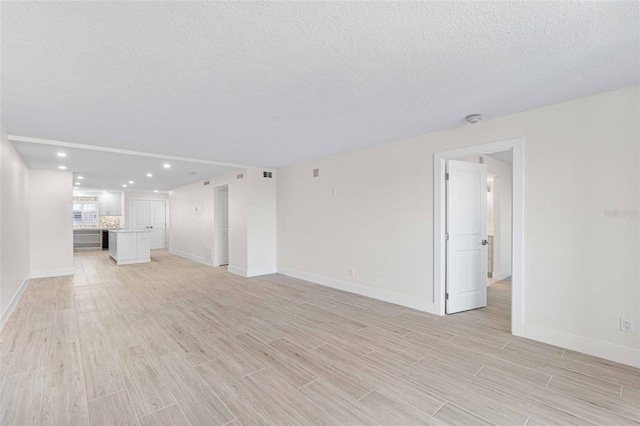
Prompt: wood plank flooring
<box><xmin>1</xmin><ymin>249</ymin><xmax>639</xmax><ymax>425</ymax></box>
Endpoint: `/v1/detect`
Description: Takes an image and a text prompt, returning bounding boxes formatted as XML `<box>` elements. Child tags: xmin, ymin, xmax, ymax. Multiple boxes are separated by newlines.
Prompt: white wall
<box><xmin>0</xmin><ymin>126</ymin><xmax>31</xmax><ymax>327</ymax></box>
<box><xmin>246</xmin><ymin>168</ymin><xmax>277</xmax><ymax>276</ymax></box>
<box><xmin>487</xmin><ymin>177</ymin><xmax>494</xmax><ymax>235</ymax></box>
<box><xmin>277</xmin><ymin>86</ymin><xmax>640</xmax><ymax>366</ymax></box>
<box><xmin>29</xmin><ymin>170</ymin><xmax>74</xmax><ymax>277</ymax></box>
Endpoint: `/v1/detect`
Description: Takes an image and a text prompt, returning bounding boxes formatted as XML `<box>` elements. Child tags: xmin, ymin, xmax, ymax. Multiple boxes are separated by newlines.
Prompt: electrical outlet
<box><xmin>348</xmin><ymin>267</ymin><xmax>355</xmax><ymax>277</ymax></box>
<box><xmin>620</xmin><ymin>317</ymin><xmax>634</xmax><ymax>333</ymax></box>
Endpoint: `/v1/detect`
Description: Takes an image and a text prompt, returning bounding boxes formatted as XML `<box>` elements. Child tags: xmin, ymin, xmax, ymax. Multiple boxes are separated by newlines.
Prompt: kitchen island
<box><xmin>109</xmin><ymin>229</ymin><xmax>151</xmax><ymax>265</ymax></box>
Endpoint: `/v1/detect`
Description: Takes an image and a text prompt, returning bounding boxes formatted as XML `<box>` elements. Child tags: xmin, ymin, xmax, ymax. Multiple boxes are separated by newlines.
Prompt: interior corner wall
<box><xmin>29</xmin><ymin>169</ymin><xmax>74</xmax><ymax>277</ymax></box>
<box><xmin>168</xmin><ymin>170</ymin><xmax>248</xmax><ymax>273</ymax></box>
<box><xmin>277</xmin><ymin>85</ymin><xmax>640</xmax><ymax>366</ymax></box>
<box><xmin>0</xmin><ymin>126</ymin><xmax>31</xmax><ymax>327</ymax></box>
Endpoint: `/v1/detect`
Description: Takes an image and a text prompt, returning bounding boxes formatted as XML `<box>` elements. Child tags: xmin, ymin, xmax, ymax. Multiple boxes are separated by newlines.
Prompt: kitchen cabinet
<box><xmin>109</xmin><ymin>229</ymin><xmax>151</xmax><ymax>265</ymax></box>
<box><xmin>99</xmin><ymin>193</ymin><xmax>122</xmax><ymax>216</ymax></box>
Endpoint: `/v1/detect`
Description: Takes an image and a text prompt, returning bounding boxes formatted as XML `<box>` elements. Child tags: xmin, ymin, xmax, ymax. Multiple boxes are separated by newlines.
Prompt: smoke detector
<box><xmin>465</xmin><ymin>114</ymin><xmax>482</xmax><ymax>124</ymax></box>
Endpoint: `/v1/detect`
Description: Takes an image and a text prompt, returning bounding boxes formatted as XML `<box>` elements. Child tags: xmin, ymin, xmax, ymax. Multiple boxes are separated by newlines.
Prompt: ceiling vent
<box><xmin>203</xmin><ymin>181</ymin><xmax>210</xmax><ymax>186</ymax></box>
<box><xmin>263</xmin><ymin>171</ymin><xmax>273</xmax><ymax>178</ymax></box>
<box><xmin>465</xmin><ymin>114</ymin><xmax>482</xmax><ymax>124</ymax></box>
<box><xmin>237</xmin><ymin>173</ymin><xmax>244</xmax><ymax>179</ymax></box>
<box><xmin>313</xmin><ymin>168</ymin><xmax>319</xmax><ymax>177</ymax></box>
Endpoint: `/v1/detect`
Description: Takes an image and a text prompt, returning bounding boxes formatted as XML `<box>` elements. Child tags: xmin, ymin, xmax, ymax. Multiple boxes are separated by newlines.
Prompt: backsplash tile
<box><xmin>99</xmin><ymin>216</ymin><xmax>121</xmax><ymax>228</ymax></box>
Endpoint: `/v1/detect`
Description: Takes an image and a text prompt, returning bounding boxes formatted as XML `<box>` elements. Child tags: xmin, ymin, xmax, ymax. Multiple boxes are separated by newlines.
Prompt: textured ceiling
<box><xmin>2</xmin><ymin>1</ymin><xmax>639</xmax><ymax>171</ymax></box>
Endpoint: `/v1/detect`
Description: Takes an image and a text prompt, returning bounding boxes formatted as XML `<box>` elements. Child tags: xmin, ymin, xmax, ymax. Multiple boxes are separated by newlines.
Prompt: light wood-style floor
<box><xmin>1</xmin><ymin>250</ymin><xmax>639</xmax><ymax>425</ymax></box>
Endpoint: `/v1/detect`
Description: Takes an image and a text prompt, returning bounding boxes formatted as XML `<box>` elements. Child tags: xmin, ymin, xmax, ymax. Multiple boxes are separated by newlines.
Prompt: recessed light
<box><xmin>77</xmin><ymin>176</ymin><xmax>84</xmax><ymax>180</ymax></box>
<box><xmin>154</xmin><ymin>190</ymin><xmax>158</xmax><ymax>193</ymax></box>
<box><xmin>163</xmin><ymin>164</ymin><xmax>171</xmax><ymax>168</ymax></box>
<box><xmin>122</xmin><ymin>184</ymin><xmax>127</xmax><ymax>187</ymax></box>
<box><xmin>58</xmin><ymin>165</ymin><xmax>67</xmax><ymax>170</ymax></box>
<box><xmin>57</xmin><ymin>152</ymin><xmax>66</xmax><ymax>157</ymax></box>
<box><xmin>75</xmin><ymin>182</ymin><xmax>81</xmax><ymax>185</ymax></box>
<box><xmin>128</xmin><ymin>180</ymin><xmax>134</xmax><ymax>184</ymax></box>
<box><xmin>146</xmin><ymin>173</ymin><xmax>153</xmax><ymax>177</ymax></box>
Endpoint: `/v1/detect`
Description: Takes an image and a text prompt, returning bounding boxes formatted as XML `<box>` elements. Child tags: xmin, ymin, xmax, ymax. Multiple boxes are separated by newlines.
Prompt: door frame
<box><xmin>212</xmin><ymin>185</ymin><xmax>229</xmax><ymax>267</ymax></box>
<box><xmin>129</xmin><ymin>198</ymin><xmax>169</xmax><ymax>249</ymax></box>
<box><xmin>434</xmin><ymin>138</ymin><xmax>524</xmax><ymax>336</ymax></box>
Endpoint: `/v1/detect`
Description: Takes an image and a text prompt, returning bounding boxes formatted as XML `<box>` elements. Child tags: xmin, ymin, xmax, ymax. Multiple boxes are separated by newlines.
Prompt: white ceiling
<box><xmin>2</xmin><ymin>2</ymin><xmax>639</xmax><ymax>189</ymax></box>
<box><xmin>12</xmin><ymin>139</ymin><xmax>242</xmax><ymax>193</ymax></box>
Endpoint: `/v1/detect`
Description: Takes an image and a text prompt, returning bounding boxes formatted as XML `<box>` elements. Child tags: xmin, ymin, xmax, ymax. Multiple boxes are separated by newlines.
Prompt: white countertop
<box><xmin>109</xmin><ymin>229</ymin><xmax>151</xmax><ymax>233</ymax></box>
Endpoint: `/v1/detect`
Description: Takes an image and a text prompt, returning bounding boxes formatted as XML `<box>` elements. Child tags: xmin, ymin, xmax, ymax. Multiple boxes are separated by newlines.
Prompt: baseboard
<box><xmin>169</xmin><ymin>248</ymin><xmax>213</xmax><ymax>266</ymax></box>
<box><xmin>492</xmin><ymin>272</ymin><xmax>511</xmax><ymax>281</ymax></box>
<box><xmin>281</xmin><ymin>268</ymin><xmax>436</xmax><ymax>314</ymax></box>
<box><xmin>0</xmin><ymin>274</ymin><xmax>30</xmax><ymax>331</ymax></box>
<box><xmin>246</xmin><ymin>267</ymin><xmax>277</xmax><ymax>278</ymax></box>
<box><xmin>30</xmin><ymin>268</ymin><xmax>75</xmax><ymax>279</ymax></box>
<box><xmin>523</xmin><ymin>323</ymin><xmax>640</xmax><ymax>368</ymax></box>
<box><xmin>227</xmin><ymin>266</ymin><xmax>248</xmax><ymax>277</ymax></box>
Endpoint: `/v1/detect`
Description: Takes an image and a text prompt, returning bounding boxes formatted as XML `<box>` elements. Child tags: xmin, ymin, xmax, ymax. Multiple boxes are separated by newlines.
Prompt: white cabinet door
<box><xmin>136</xmin><ymin>232</ymin><xmax>150</xmax><ymax>259</ymax></box>
<box><xmin>100</xmin><ymin>194</ymin><xmax>122</xmax><ymax>216</ymax></box>
<box><xmin>118</xmin><ymin>233</ymin><xmax>137</xmax><ymax>260</ymax></box>
<box><xmin>446</xmin><ymin>160</ymin><xmax>488</xmax><ymax>314</ymax></box>
<box><xmin>109</xmin><ymin>196</ymin><xmax>122</xmax><ymax>216</ymax></box>
<box><xmin>109</xmin><ymin>232</ymin><xmax>117</xmax><ymax>258</ymax></box>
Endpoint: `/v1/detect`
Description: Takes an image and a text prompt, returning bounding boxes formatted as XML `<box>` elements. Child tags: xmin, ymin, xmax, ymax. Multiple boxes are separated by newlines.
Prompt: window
<box><xmin>73</xmin><ymin>202</ymin><xmax>98</xmax><ymax>225</ymax></box>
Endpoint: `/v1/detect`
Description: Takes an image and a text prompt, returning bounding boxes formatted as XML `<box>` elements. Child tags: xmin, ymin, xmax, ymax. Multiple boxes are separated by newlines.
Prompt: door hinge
<box><xmin>445</xmin><ymin>172</ymin><xmax>449</xmax><ymax>180</ymax></box>
<box><xmin>445</xmin><ymin>293</ymin><xmax>449</xmax><ymax>300</ymax></box>
<box><xmin>445</xmin><ymin>232</ymin><xmax>449</xmax><ymax>241</ymax></box>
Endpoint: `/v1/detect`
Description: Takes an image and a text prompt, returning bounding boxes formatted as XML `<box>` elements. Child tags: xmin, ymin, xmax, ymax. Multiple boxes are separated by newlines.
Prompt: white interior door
<box><xmin>130</xmin><ymin>200</ymin><xmax>150</xmax><ymax>229</ymax></box>
<box><xmin>130</xmin><ymin>199</ymin><xmax>167</xmax><ymax>249</ymax></box>
<box><xmin>218</xmin><ymin>190</ymin><xmax>229</xmax><ymax>265</ymax></box>
<box><xmin>446</xmin><ymin>159</ymin><xmax>488</xmax><ymax>314</ymax></box>
<box><xmin>149</xmin><ymin>200</ymin><xmax>167</xmax><ymax>249</ymax></box>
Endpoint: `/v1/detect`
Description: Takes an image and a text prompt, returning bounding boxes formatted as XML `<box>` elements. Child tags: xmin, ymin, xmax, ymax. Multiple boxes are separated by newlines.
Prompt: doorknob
<box><xmin>482</xmin><ymin>239</ymin><xmax>489</xmax><ymax>245</ymax></box>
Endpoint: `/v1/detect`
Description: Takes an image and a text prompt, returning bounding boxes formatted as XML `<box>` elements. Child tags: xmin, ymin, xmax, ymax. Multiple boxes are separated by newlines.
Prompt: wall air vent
<box><xmin>203</xmin><ymin>181</ymin><xmax>210</xmax><ymax>186</ymax></box>
<box><xmin>313</xmin><ymin>168</ymin><xmax>319</xmax><ymax>177</ymax></box>
<box><xmin>237</xmin><ymin>173</ymin><xmax>244</xmax><ymax>179</ymax></box>
<box><xmin>263</xmin><ymin>171</ymin><xmax>273</xmax><ymax>178</ymax></box>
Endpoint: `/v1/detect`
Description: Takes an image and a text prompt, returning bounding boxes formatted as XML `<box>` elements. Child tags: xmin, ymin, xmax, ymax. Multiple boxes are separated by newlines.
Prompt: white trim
<box><xmin>523</xmin><ymin>323</ymin><xmax>640</xmax><ymax>368</ymax></box>
<box><xmin>228</xmin><ymin>266</ymin><xmax>248</xmax><ymax>277</ymax></box>
<box><xmin>9</xmin><ymin>135</ymin><xmax>248</xmax><ymax>169</ymax></box>
<box><xmin>0</xmin><ymin>275</ymin><xmax>31</xmax><ymax>331</ymax></box>
<box><xmin>246</xmin><ymin>267</ymin><xmax>277</xmax><ymax>278</ymax></box>
<box><xmin>30</xmin><ymin>268</ymin><xmax>75</xmax><ymax>279</ymax></box>
<box><xmin>169</xmin><ymin>248</ymin><xmax>213</xmax><ymax>266</ymax></box>
<box><xmin>434</xmin><ymin>138</ymin><xmax>524</xmax><ymax>336</ymax></box>
<box><xmin>282</xmin><ymin>268</ymin><xmax>436</xmax><ymax>313</ymax></box>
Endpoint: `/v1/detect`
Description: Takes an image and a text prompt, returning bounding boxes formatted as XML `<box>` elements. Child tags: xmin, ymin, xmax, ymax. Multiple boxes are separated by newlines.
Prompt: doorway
<box><xmin>434</xmin><ymin>138</ymin><xmax>524</xmax><ymax>336</ymax></box>
<box><xmin>213</xmin><ymin>185</ymin><xmax>229</xmax><ymax>266</ymax></box>
<box><xmin>129</xmin><ymin>199</ymin><xmax>168</xmax><ymax>249</ymax></box>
